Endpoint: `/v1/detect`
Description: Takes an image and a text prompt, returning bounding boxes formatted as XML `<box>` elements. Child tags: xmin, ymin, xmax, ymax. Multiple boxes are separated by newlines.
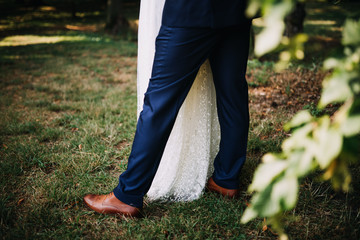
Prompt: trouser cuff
<box><xmin>211</xmin><ymin>176</ymin><xmax>240</xmax><ymax>190</ymax></box>
<box><xmin>113</xmin><ymin>186</ymin><xmax>143</xmax><ymax>208</ymax></box>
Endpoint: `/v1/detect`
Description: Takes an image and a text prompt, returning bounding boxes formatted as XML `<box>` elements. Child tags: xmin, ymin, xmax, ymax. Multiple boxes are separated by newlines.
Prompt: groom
<box><xmin>84</xmin><ymin>0</ymin><xmax>252</xmax><ymax>217</ymax></box>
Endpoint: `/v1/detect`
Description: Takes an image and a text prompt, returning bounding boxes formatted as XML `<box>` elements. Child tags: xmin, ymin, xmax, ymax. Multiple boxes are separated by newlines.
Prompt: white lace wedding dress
<box><xmin>137</xmin><ymin>0</ymin><xmax>220</xmax><ymax>202</ymax></box>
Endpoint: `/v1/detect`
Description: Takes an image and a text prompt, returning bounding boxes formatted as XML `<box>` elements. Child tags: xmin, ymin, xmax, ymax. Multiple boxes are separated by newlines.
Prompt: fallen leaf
<box><xmin>263</xmin><ymin>225</ymin><xmax>268</xmax><ymax>232</ymax></box>
<box><xmin>17</xmin><ymin>198</ymin><xmax>24</xmax><ymax>205</ymax></box>
<box><xmin>262</xmin><ymin>218</ymin><xmax>268</xmax><ymax>232</ymax></box>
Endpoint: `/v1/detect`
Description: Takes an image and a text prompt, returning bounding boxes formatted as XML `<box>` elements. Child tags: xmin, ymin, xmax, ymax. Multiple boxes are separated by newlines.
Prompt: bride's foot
<box><xmin>206</xmin><ymin>177</ymin><xmax>239</xmax><ymax>198</ymax></box>
<box><xmin>84</xmin><ymin>192</ymin><xmax>140</xmax><ymax>217</ymax></box>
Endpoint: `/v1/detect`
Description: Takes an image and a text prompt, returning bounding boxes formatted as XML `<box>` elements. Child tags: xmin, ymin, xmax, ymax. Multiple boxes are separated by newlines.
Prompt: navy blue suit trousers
<box><xmin>113</xmin><ymin>20</ymin><xmax>252</xmax><ymax>208</ymax></box>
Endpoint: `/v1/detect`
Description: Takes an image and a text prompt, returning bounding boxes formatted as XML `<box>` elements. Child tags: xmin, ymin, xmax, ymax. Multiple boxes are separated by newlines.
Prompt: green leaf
<box><xmin>296</xmin><ymin>148</ymin><xmax>316</xmax><ymax>177</ymax></box>
<box><xmin>246</xmin><ymin>0</ymin><xmax>261</xmax><ymax>17</ymax></box>
<box><xmin>319</xmin><ymin>72</ymin><xmax>354</xmax><ymax>108</ymax></box>
<box><xmin>285</xmin><ymin>150</ymin><xmax>315</xmax><ymax>177</ymax></box>
<box><xmin>341</xmin><ymin>114</ymin><xmax>360</xmax><ymax>136</ymax></box>
<box><xmin>271</xmin><ymin>176</ymin><xmax>298</xmax><ymax>210</ymax></box>
<box><xmin>342</xmin><ymin>19</ymin><xmax>360</xmax><ymax>46</ymax></box>
<box><xmin>314</xmin><ymin>117</ymin><xmax>343</xmax><ymax>169</ymax></box>
<box><xmin>241</xmin><ymin>206</ymin><xmax>258</xmax><ymax>223</ymax></box>
<box><xmin>254</xmin><ymin>1</ymin><xmax>293</xmax><ymax>56</ymax></box>
<box><xmin>341</xmin><ymin>98</ymin><xmax>360</xmax><ymax>136</ymax></box>
<box><xmin>249</xmin><ymin>158</ymin><xmax>288</xmax><ymax>192</ymax></box>
<box><xmin>323</xmin><ymin>58</ymin><xmax>339</xmax><ymax>69</ymax></box>
<box><xmin>282</xmin><ymin>124</ymin><xmax>313</xmax><ymax>153</ymax></box>
<box><xmin>284</xmin><ymin>110</ymin><xmax>312</xmax><ymax>130</ymax></box>
<box><xmin>251</xmin><ymin>183</ymin><xmax>281</xmax><ymax>217</ymax></box>
<box><xmin>255</xmin><ymin>21</ymin><xmax>285</xmax><ymax>56</ymax></box>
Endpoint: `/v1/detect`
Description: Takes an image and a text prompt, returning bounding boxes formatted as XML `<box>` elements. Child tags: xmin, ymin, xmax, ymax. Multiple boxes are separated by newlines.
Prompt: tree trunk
<box><xmin>284</xmin><ymin>2</ymin><xmax>306</xmax><ymax>37</ymax></box>
<box><xmin>106</xmin><ymin>0</ymin><xmax>129</xmax><ymax>34</ymax></box>
<box><xmin>30</xmin><ymin>0</ymin><xmax>44</xmax><ymax>7</ymax></box>
<box><xmin>70</xmin><ymin>0</ymin><xmax>77</xmax><ymax>19</ymax></box>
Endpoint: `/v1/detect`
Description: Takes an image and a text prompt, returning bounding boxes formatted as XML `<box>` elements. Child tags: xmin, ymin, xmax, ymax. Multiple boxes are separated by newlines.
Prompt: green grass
<box><xmin>246</xmin><ymin>60</ymin><xmax>275</xmax><ymax>87</ymax></box>
<box><xmin>0</xmin><ymin>3</ymin><xmax>139</xmax><ymax>238</ymax></box>
<box><xmin>1</xmin><ymin>0</ymin><xmax>359</xmax><ymax>239</ymax></box>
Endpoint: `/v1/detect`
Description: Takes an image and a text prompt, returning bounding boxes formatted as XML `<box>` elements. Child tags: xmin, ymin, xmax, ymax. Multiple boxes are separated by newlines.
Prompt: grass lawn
<box><xmin>0</xmin><ymin>0</ymin><xmax>359</xmax><ymax>239</ymax></box>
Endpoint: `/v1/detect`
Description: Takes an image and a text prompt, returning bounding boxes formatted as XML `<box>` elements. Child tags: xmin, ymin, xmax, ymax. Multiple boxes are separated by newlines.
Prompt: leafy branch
<box><xmin>242</xmin><ymin>1</ymin><xmax>360</xmax><ymax>239</ymax></box>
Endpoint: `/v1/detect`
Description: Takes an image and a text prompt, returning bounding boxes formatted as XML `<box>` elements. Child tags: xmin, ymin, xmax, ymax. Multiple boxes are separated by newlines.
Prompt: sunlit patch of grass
<box><xmin>305</xmin><ymin>19</ymin><xmax>337</xmax><ymax>26</ymax></box>
<box><xmin>38</xmin><ymin>6</ymin><xmax>56</xmax><ymax>11</ymax></box>
<box><xmin>0</xmin><ymin>35</ymin><xmax>97</xmax><ymax>46</ymax></box>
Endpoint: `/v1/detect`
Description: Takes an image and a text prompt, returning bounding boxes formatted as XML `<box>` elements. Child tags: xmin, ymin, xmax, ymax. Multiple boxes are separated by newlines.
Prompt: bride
<box><xmin>138</xmin><ymin>0</ymin><xmax>220</xmax><ymax>202</ymax></box>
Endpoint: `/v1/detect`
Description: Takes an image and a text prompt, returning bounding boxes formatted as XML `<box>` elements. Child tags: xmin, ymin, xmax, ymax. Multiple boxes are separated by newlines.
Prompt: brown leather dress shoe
<box><xmin>206</xmin><ymin>177</ymin><xmax>239</xmax><ymax>198</ymax></box>
<box><xmin>83</xmin><ymin>192</ymin><xmax>140</xmax><ymax>217</ymax></box>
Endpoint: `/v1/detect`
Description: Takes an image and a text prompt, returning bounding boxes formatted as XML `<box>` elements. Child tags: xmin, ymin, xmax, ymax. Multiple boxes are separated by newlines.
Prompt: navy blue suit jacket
<box><xmin>162</xmin><ymin>0</ymin><xmax>249</xmax><ymax>28</ymax></box>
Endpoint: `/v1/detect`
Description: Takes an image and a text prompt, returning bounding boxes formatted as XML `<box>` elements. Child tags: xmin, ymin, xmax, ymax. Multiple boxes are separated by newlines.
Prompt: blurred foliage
<box><xmin>242</xmin><ymin>1</ymin><xmax>360</xmax><ymax>239</ymax></box>
<box><xmin>247</xmin><ymin>0</ymin><xmax>308</xmax><ymax>70</ymax></box>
